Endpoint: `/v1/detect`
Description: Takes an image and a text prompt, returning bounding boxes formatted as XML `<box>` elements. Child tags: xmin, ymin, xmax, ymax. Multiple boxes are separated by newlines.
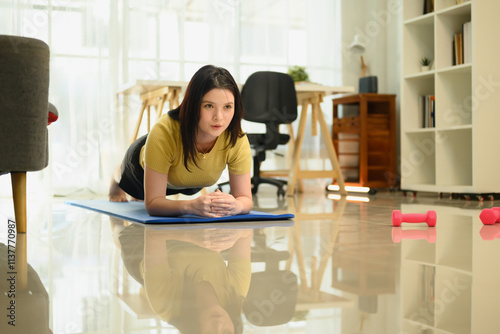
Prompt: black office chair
<box><xmin>241</xmin><ymin>71</ymin><xmax>298</xmax><ymax>197</ymax></box>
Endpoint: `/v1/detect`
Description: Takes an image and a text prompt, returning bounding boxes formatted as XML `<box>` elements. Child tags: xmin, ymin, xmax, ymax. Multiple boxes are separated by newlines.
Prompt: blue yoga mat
<box><xmin>65</xmin><ymin>200</ymin><xmax>294</xmax><ymax>224</ymax></box>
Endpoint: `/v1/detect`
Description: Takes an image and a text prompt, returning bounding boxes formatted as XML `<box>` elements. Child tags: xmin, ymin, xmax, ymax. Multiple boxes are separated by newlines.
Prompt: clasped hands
<box><xmin>190</xmin><ymin>228</ymin><xmax>252</xmax><ymax>253</ymax></box>
<box><xmin>195</xmin><ymin>189</ymin><xmax>240</xmax><ymax>217</ymax></box>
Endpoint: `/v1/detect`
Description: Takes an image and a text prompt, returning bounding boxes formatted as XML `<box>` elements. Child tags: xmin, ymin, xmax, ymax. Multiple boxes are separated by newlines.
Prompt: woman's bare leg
<box><xmin>109</xmin><ymin>165</ymin><xmax>128</xmax><ymax>202</ymax></box>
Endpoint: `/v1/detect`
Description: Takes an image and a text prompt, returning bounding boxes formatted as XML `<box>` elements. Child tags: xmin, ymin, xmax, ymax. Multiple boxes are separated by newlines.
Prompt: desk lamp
<box><xmin>349</xmin><ymin>34</ymin><xmax>377</xmax><ymax>93</ymax></box>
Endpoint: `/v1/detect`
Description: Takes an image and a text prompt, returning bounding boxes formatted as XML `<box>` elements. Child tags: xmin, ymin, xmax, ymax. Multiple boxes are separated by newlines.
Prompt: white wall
<box><xmin>341</xmin><ymin>0</ymin><xmax>401</xmax><ymax>94</ymax></box>
<box><xmin>341</xmin><ymin>0</ymin><xmax>402</xmax><ymax>172</ymax></box>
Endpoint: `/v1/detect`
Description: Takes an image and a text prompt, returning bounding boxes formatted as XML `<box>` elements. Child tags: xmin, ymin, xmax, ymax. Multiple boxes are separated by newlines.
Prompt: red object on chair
<box><xmin>48</xmin><ymin>103</ymin><xmax>59</xmax><ymax>125</ymax></box>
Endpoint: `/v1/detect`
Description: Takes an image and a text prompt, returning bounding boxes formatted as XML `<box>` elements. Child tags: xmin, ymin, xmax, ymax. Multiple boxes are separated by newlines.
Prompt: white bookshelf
<box><xmin>400</xmin><ymin>0</ymin><xmax>500</xmax><ymax>196</ymax></box>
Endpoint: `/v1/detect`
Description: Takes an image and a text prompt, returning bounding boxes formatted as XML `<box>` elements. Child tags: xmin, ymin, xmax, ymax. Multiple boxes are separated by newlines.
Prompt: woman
<box><xmin>114</xmin><ymin>221</ymin><xmax>252</xmax><ymax>334</ymax></box>
<box><xmin>109</xmin><ymin>65</ymin><xmax>252</xmax><ymax>217</ymax></box>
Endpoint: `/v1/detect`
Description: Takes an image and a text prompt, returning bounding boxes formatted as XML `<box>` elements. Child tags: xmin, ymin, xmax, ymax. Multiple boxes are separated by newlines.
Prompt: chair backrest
<box><xmin>242</xmin><ymin>71</ymin><xmax>298</xmax><ymax>125</ymax></box>
<box><xmin>0</xmin><ymin>35</ymin><xmax>50</xmax><ymax>172</ymax></box>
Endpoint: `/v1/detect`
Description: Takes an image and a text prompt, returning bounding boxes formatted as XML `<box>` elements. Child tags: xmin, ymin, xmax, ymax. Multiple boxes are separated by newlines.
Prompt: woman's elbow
<box><xmin>145</xmin><ymin>198</ymin><xmax>160</xmax><ymax>216</ymax></box>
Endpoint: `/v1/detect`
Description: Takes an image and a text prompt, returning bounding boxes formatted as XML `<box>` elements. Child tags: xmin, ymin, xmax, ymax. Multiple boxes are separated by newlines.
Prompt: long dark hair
<box><xmin>171</xmin><ymin>65</ymin><xmax>244</xmax><ymax>171</ymax></box>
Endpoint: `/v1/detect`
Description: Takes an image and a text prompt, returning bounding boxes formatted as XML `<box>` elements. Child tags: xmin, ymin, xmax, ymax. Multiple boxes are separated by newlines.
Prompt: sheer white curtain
<box><xmin>0</xmin><ymin>0</ymin><xmax>342</xmax><ymax>196</ymax></box>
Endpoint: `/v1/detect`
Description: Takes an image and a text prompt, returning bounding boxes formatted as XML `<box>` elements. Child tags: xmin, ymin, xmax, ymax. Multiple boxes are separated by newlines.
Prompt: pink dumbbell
<box><xmin>392</xmin><ymin>210</ymin><xmax>437</xmax><ymax>227</ymax></box>
<box><xmin>392</xmin><ymin>227</ymin><xmax>437</xmax><ymax>243</ymax></box>
<box><xmin>479</xmin><ymin>207</ymin><xmax>500</xmax><ymax>225</ymax></box>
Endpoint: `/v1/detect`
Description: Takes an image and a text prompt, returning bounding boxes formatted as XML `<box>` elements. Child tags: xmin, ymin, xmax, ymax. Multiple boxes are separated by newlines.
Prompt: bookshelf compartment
<box><xmin>403</xmin><ymin>238</ymin><xmax>436</xmax><ymax>265</ymax></box>
<box><xmin>435</xmin><ymin>0</ymin><xmax>459</xmax><ymax>12</ymax></box>
<box><xmin>403</xmin><ymin>21</ymin><xmax>435</xmax><ymax>76</ymax></box>
<box><xmin>435</xmin><ymin>5</ymin><xmax>471</xmax><ymax>69</ymax></box>
<box><xmin>435</xmin><ymin>68</ymin><xmax>472</xmax><ymax>128</ymax></box>
<box><xmin>434</xmin><ymin>268</ymin><xmax>472</xmax><ymax>333</ymax></box>
<box><xmin>435</xmin><ymin>215</ymin><xmax>472</xmax><ymax>273</ymax></box>
<box><xmin>435</xmin><ymin>128</ymin><xmax>472</xmax><ymax>187</ymax></box>
<box><xmin>402</xmin><ymin>77</ymin><xmax>435</xmax><ymax>131</ymax></box>
<box><xmin>402</xmin><ymin>262</ymin><xmax>436</xmax><ymax>327</ymax></box>
<box><xmin>401</xmin><ymin>132</ymin><xmax>436</xmax><ymax>186</ymax></box>
<box><xmin>403</xmin><ymin>0</ymin><xmax>431</xmax><ymax>21</ymax></box>
<box><xmin>435</xmin><ymin>0</ymin><xmax>471</xmax><ymax>12</ymax></box>
<box><xmin>402</xmin><ymin>321</ymin><xmax>435</xmax><ymax>334</ymax></box>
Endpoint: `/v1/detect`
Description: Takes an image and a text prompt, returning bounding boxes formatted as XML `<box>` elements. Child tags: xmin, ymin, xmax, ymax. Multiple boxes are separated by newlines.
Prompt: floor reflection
<box><xmin>114</xmin><ymin>219</ymin><xmax>255</xmax><ymax>333</ymax></box>
<box><xmin>1</xmin><ymin>189</ymin><xmax>500</xmax><ymax>333</ymax></box>
<box><xmin>0</xmin><ymin>233</ymin><xmax>50</xmax><ymax>334</ymax></box>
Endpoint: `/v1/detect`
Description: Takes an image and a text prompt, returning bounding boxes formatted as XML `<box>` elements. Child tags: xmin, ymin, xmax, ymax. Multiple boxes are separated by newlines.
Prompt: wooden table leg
<box><xmin>311</xmin><ymin>97</ymin><xmax>319</xmax><ymax>136</ymax></box>
<box><xmin>287</xmin><ymin>99</ymin><xmax>310</xmax><ymax>196</ymax></box>
<box><xmin>156</xmin><ymin>94</ymin><xmax>167</xmax><ymax>119</ymax></box>
<box><xmin>131</xmin><ymin>101</ymin><xmax>148</xmax><ymax>143</ymax></box>
<box><xmin>168</xmin><ymin>88</ymin><xmax>181</xmax><ymax>110</ymax></box>
<box><xmin>147</xmin><ymin>105</ymin><xmax>151</xmax><ymax>133</ymax></box>
<box><xmin>286</xmin><ymin>124</ymin><xmax>304</xmax><ymax>192</ymax></box>
<box><xmin>317</xmin><ymin>105</ymin><xmax>346</xmax><ymax>195</ymax></box>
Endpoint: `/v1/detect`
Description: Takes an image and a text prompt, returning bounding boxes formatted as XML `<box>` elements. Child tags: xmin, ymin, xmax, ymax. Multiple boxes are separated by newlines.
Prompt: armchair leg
<box><xmin>11</xmin><ymin>172</ymin><xmax>27</xmax><ymax>233</ymax></box>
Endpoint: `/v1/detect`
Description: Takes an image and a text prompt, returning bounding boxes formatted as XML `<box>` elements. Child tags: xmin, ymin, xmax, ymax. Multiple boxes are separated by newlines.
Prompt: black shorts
<box><xmin>118</xmin><ymin>134</ymin><xmax>202</xmax><ymax>200</ymax></box>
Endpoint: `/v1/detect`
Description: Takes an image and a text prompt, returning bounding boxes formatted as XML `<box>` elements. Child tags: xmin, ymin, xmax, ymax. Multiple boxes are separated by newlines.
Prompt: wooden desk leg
<box><xmin>170</xmin><ymin>88</ymin><xmax>181</xmax><ymax>109</ymax></box>
<box><xmin>311</xmin><ymin>97</ymin><xmax>318</xmax><ymax>136</ymax></box>
<box><xmin>317</xmin><ymin>105</ymin><xmax>346</xmax><ymax>195</ymax></box>
<box><xmin>156</xmin><ymin>94</ymin><xmax>167</xmax><ymax>119</ymax></box>
<box><xmin>147</xmin><ymin>105</ymin><xmax>151</xmax><ymax>133</ymax></box>
<box><xmin>284</xmin><ymin>196</ymin><xmax>297</xmax><ymax>272</ymax></box>
<box><xmin>11</xmin><ymin>172</ymin><xmax>27</xmax><ymax>233</ymax></box>
<box><xmin>292</xmin><ymin>222</ymin><xmax>310</xmax><ymax>293</ymax></box>
<box><xmin>287</xmin><ymin>100</ymin><xmax>310</xmax><ymax>196</ymax></box>
<box><xmin>286</xmin><ymin>124</ymin><xmax>304</xmax><ymax>193</ymax></box>
<box><xmin>310</xmin><ymin>255</ymin><xmax>318</xmax><ymax>297</ymax></box>
<box><xmin>131</xmin><ymin>101</ymin><xmax>148</xmax><ymax>143</ymax></box>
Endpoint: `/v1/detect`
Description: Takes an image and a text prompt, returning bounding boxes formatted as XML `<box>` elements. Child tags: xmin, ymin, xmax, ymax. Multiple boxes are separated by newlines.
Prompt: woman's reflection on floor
<box><xmin>115</xmin><ymin>221</ymin><xmax>252</xmax><ymax>334</ymax></box>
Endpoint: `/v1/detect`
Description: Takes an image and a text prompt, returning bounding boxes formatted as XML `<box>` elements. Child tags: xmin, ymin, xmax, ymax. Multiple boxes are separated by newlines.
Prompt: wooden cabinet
<box><xmin>331</xmin><ymin>93</ymin><xmax>397</xmax><ymax>189</ymax></box>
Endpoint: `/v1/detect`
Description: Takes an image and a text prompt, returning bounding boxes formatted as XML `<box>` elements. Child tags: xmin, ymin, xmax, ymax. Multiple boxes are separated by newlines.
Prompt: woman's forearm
<box><xmin>235</xmin><ymin>195</ymin><xmax>253</xmax><ymax>215</ymax></box>
<box><xmin>145</xmin><ymin>197</ymin><xmax>189</xmax><ymax>217</ymax></box>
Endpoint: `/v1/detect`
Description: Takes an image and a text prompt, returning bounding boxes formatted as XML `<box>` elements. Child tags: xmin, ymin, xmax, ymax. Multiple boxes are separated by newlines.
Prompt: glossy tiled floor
<box><xmin>1</xmin><ymin>185</ymin><xmax>500</xmax><ymax>334</ymax></box>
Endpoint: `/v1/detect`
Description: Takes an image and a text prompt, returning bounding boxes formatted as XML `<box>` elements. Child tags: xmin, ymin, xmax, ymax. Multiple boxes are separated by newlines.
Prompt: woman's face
<box><xmin>197</xmin><ymin>88</ymin><xmax>235</xmax><ymax>143</ymax></box>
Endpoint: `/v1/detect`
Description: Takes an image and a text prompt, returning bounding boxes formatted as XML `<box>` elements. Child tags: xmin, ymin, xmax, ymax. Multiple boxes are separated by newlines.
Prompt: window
<box><xmin>1</xmin><ymin>0</ymin><xmax>342</xmax><ymax>194</ymax></box>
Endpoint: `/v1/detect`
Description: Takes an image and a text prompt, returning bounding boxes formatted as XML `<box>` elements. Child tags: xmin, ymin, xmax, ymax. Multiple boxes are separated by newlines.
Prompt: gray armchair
<box><xmin>0</xmin><ymin>35</ymin><xmax>56</xmax><ymax>233</ymax></box>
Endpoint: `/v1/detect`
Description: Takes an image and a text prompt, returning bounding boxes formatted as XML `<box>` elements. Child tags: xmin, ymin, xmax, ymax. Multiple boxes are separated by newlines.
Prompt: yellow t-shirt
<box><xmin>139</xmin><ymin>114</ymin><xmax>251</xmax><ymax>190</ymax></box>
<box><xmin>142</xmin><ymin>240</ymin><xmax>251</xmax><ymax>321</ymax></box>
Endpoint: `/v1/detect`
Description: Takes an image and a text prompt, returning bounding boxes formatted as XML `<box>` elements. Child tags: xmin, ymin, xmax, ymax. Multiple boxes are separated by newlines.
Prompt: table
<box><xmin>118</xmin><ymin>80</ymin><xmax>354</xmax><ymax>195</ymax></box>
<box><xmin>331</xmin><ymin>93</ymin><xmax>396</xmax><ymax>189</ymax></box>
<box><xmin>286</xmin><ymin>83</ymin><xmax>353</xmax><ymax>196</ymax></box>
<box><xmin>118</xmin><ymin>80</ymin><xmax>188</xmax><ymax>143</ymax></box>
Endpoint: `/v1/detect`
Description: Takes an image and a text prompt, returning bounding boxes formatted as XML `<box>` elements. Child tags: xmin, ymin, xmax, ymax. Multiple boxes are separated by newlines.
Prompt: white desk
<box><xmin>118</xmin><ymin>80</ymin><xmax>354</xmax><ymax>195</ymax></box>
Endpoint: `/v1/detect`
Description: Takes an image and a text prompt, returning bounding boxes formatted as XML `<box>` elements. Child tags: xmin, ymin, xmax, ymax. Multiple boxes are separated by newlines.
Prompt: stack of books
<box><xmin>419</xmin><ymin>95</ymin><xmax>435</xmax><ymax>128</ymax></box>
<box><xmin>453</xmin><ymin>21</ymin><xmax>471</xmax><ymax>65</ymax></box>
